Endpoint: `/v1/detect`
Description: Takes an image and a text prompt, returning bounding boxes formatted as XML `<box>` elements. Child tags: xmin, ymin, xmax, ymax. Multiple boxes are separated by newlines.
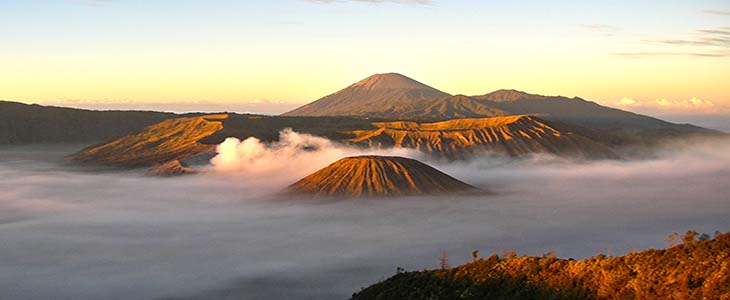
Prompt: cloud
<box><xmin>649</xmin><ymin>27</ymin><xmax>730</xmax><ymax>48</ymax></box>
<box><xmin>611</xmin><ymin>51</ymin><xmax>730</xmax><ymax>58</ymax></box>
<box><xmin>305</xmin><ymin>0</ymin><xmax>434</xmax><ymax>5</ymax></box>
<box><xmin>605</xmin><ymin>97</ymin><xmax>729</xmax><ymax>115</ymax></box>
<box><xmin>703</xmin><ymin>9</ymin><xmax>730</xmax><ymax>16</ymax></box>
<box><xmin>617</xmin><ymin>26</ymin><xmax>730</xmax><ymax>58</ymax></box>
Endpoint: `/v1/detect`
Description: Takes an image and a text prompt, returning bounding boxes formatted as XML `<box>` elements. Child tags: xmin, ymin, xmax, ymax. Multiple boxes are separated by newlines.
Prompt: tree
<box><xmin>667</xmin><ymin>232</ymin><xmax>680</xmax><ymax>247</ymax></box>
<box><xmin>682</xmin><ymin>230</ymin><xmax>699</xmax><ymax>245</ymax></box>
<box><xmin>439</xmin><ymin>251</ymin><xmax>449</xmax><ymax>270</ymax></box>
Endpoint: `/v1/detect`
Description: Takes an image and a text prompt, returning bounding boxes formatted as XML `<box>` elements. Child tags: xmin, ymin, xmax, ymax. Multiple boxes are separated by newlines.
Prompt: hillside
<box><xmin>352</xmin><ymin>231</ymin><xmax>730</xmax><ymax>300</ymax></box>
<box><xmin>378</xmin><ymin>95</ymin><xmax>507</xmax><ymax>119</ymax></box>
<box><xmin>472</xmin><ymin>91</ymin><xmax>713</xmax><ymax>139</ymax></box>
<box><xmin>0</xmin><ymin>100</ymin><xmax>174</xmax><ymax>144</ymax></box>
<box><xmin>74</xmin><ymin>114</ymin><xmax>228</xmax><ymax>167</ymax></box>
<box><xmin>282</xmin><ymin>73</ymin><xmax>450</xmax><ymax>117</ymax></box>
<box><xmin>288</xmin><ymin>156</ymin><xmax>478</xmax><ymax>197</ymax></box>
<box><xmin>346</xmin><ymin>115</ymin><xmax>618</xmax><ymax>159</ymax></box>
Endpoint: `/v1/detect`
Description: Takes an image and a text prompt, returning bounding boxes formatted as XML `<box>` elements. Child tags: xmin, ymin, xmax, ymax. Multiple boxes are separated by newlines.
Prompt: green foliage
<box><xmin>353</xmin><ymin>232</ymin><xmax>730</xmax><ymax>300</ymax></box>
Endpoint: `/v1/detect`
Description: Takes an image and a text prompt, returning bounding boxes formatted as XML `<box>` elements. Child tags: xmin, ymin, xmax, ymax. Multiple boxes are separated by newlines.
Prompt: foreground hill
<box><xmin>0</xmin><ymin>100</ymin><xmax>173</xmax><ymax>144</ymax></box>
<box><xmin>346</xmin><ymin>115</ymin><xmax>618</xmax><ymax>159</ymax></box>
<box><xmin>353</xmin><ymin>232</ymin><xmax>730</xmax><ymax>300</ymax></box>
<box><xmin>282</xmin><ymin>73</ymin><xmax>450</xmax><ymax>117</ymax></box>
<box><xmin>74</xmin><ymin>114</ymin><xmax>228</xmax><ymax>167</ymax></box>
<box><xmin>288</xmin><ymin>156</ymin><xmax>478</xmax><ymax>197</ymax></box>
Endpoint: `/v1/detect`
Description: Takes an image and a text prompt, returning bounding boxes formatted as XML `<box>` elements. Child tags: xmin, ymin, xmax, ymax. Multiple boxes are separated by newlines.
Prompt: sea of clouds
<box><xmin>1</xmin><ymin>133</ymin><xmax>729</xmax><ymax>300</ymax></box>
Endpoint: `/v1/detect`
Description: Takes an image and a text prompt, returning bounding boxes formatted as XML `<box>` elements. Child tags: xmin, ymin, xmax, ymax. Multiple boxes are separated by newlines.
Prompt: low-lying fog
<box><xmin>1</xmin><ymin>135</ymin><xmax>729</xmax><ymax>300</ymax></box>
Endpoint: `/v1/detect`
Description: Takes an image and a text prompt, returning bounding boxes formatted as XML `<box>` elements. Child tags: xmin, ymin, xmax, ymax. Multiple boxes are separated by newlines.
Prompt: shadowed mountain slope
<box><xmin>476</xmin><ymin>89</ymin><xmax>547</xmax><ymax>102</ymax></box>
<box><xmin>379</xmin><ymin>95</ymin><xmax>507</xmax><ymax>119</ymax></box>
<box><xmin>288</xmin><ymin>156</ymin><xmax>478</xmax><ymax>197</ymax></box>
<box><xmin>282</xmin><ymin>73</ymin><xmax>450</xmax><ymax>117</ymax></box>
<box><xmin>0</xmin><ymin>100</ymin><xmax>174</xmax><ymax>144</ymax></box>
<box><xmin>353</xmin><ymin>232</ymin><xmax>730</xmax><ymax>300</ymax></box>
<box><xmin>472</xmin><ymin>91</ymin><xmax>713</xmax><ymax>137</ymax></box>
<box><xmin>74</xmin><ymin>114</ymin><xmax>228</xmax><ymax>167</ymax></box>
<box><xmin>346</xmin><ymin>115</ymin><xmax>618</xmax><ymax>159</ymax></box>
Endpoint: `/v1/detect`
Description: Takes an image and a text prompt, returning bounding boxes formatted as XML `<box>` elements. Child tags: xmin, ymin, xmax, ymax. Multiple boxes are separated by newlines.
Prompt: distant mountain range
<box><xmin>2</xmin><ymin>72</ymin><xmax>725</xmax><ymax>171</ymax></box>
<box><xmin>283</xmin><ymin>73</ymin><xmax>712</xmax><ymax>139</ymax></box>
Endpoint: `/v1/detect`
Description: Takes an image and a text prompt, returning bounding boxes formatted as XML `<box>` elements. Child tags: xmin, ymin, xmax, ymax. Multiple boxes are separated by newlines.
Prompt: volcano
<box><xmin>282</xmin><ymin>73</ymin><xmax>450</xmax><ymax>117</ymax></box>
<box><xmin>74</xmin><ymin>114</ymin><xmax>227</xmax><ymax>167</ymax></box>
<box><xmin>346</xmin><ymin>115</ymin><xmax>618</xmax><ymax>159</ymax></box>
<box><xmin>288</xmin><ymin>156</ymin><xmax>478</xmax><ymax>198</ymax></box>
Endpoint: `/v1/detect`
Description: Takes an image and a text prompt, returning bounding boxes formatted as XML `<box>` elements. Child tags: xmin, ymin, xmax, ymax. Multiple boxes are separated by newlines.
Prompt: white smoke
<box><xmin>209</xmin><ymin>128</ymin><xmax>421</xmax><ymax>186</ymax></box>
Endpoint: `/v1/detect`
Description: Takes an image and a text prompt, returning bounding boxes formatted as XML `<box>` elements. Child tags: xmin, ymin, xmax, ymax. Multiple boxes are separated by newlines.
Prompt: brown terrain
<box><xmin>346</xmin><ymin>115</ymin><xmax>618</xmax><ymax>158</ymax></box>
<box><xmin>379</xmin><ymin>95</ymin><xmax>507</xmax><ymax>119</ymax></box>
<box><xmin>73</xmin><ymin>114</ymin><xmax>228</xmax><ymax>168</ymax></box>
<box><xmin>288</xmin><ymin>156</ymin><xmax>478</xmax><ymax>197</ymax></box>
<box><xmin>148</xmin><ymin>160</ymin><xmax>196</xmax><ymax>176</ymax></box>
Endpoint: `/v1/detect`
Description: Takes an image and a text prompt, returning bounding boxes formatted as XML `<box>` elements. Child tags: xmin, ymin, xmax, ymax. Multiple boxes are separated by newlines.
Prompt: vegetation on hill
<box><xmin>352</xmin><ymin>231</ymin><xmax>730</xmax><ymax>300</ymax></box>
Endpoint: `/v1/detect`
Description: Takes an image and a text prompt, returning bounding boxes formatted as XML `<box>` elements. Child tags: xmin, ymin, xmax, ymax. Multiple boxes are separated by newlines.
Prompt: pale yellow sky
<box><xmin>1</xmin><ymin>0</ymin><xmax>729</xmax><ymax>116</ymax></box>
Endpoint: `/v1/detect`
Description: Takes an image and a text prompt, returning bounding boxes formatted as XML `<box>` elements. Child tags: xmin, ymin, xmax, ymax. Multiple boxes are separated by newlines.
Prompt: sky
<box><xmin>1</xmin><ymin>0</ymin><xmax>729</xmax><ymax>117</ymax></box>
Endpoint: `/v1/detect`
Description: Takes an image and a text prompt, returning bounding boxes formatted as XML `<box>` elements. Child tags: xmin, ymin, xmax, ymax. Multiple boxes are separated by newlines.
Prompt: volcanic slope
<box><xmin>282</xmin><ymin>73</ymin><xmax>450</xmax><ymax>117</ymax></box>
<box><xmin>382</xmin><ymin>95</ymin><xmax>507</xmax><ymax>119</ymax></box>
<box><xmin>346</xmin><ymin>115</ymin><xmax>618</xmax><ymax>159</ymax></box>
<box><xmin>288</xmin><ymin>156</ymin><xmax>478</xmax><ymax>198</ymax></box>
<box><xmin>74</xmin><ymin>114</ymin><xmax>228</xmax><ymax>167</ymax></box>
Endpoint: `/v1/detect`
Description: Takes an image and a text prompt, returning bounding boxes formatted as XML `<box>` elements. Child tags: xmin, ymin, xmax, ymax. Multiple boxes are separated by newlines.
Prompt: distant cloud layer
<box><xmin>604</xmin><ymin>97</ymin><xmax>730</xmax><ymax>115</ymax></box>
